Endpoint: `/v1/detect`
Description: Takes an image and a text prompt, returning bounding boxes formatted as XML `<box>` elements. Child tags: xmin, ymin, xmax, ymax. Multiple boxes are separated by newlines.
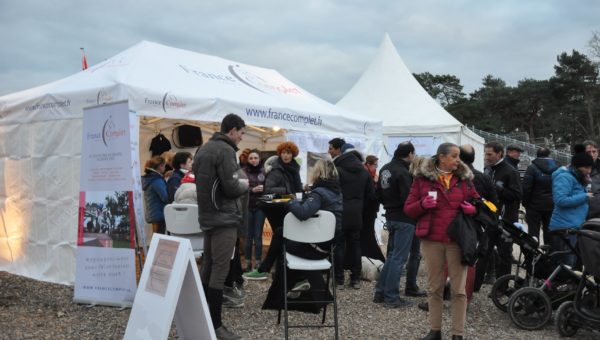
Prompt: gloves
<box><xmin>460</xmin><ymin>201</ymin><xmax>476</xmax><ymax>216</ymax></box>
<box><xmin>421</xmin><ymin>195</ymin><xmax>437</xmax><ymax>209</ymax></box>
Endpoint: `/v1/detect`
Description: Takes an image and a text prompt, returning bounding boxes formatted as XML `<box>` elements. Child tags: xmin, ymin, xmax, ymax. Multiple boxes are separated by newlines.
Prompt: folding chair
<box><xmin>164</xmin><ymin>203</ymin><xmax>203</xmax><ymax>258</ymax></box>
<box><xmin>279</xmin><ymin>210</ymin><xmax>338</xmax><ymax>339</ymax></box>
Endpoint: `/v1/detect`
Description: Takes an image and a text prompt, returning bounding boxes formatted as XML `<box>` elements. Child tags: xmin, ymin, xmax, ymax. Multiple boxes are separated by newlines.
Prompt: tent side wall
<box><xmin>0</xmin><ymin>117</ymin><xmax>82</xmax><ymax>284</ymax></box>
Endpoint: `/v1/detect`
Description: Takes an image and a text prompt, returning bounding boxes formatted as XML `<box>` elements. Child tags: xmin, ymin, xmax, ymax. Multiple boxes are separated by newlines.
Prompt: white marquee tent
<box><xmin>337</xmin><ymin>34</ymin><xmax>485</xmax><ymax>169</ymax></box>
<box><xmin>0</xmin><ymin>41</ymin><xmax>381</xmax><ymax>284</ymax></box>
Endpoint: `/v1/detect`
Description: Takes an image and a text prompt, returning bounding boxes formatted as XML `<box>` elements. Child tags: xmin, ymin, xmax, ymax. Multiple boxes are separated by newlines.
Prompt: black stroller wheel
<box><xmin>508</xmin><ymin>287</ymin><xmax>552</xmax><ymax>330</ymax></box>
<box><xmin>491</xmin><ymin>274</ymin><xmax>526</xmax><ymax>313</ymax></box>
<box><xmin>555</xmin><ymin>301</ymin><xmax>579</xmax><ymax>337</ymax></box>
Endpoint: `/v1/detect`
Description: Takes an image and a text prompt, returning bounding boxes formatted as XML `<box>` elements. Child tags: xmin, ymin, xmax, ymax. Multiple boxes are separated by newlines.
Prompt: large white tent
<box><xmin>337</xmin><ymin>34</ymin><xmax>484</xmax><ymax>169</ymax></box>
<box><xmin>0</xmin><ymin>41</ymin><xmax>381</xmax><ymax>284</ymax></box>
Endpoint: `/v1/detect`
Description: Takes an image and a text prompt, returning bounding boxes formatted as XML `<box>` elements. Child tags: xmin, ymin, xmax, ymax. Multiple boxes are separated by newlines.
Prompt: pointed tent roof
<box><xmin>1</xmin><ymin>41</ymin><xmax>381</xmax><ymax>137</ymax></box>
<box><xmin>337</xmin><ymin>33</ymin><xmax>462</xmax><ymax>134</ymax></box>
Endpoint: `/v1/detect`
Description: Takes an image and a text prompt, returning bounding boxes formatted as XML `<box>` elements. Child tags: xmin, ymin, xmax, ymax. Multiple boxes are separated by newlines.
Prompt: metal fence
<box><xmin>469</xmin><ymin>126</ymin><xmax>571</xmax><ymax>166</ymax></box>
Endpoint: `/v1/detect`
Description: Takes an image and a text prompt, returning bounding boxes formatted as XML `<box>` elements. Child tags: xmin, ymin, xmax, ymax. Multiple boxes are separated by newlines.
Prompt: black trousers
<box><xmin>474</xmin><ymin>226</ymin><xmax>513</xmax><ymax>290</ymax></box>
<box><xmin>525</xmin><ymin>208</ymin><xmax>552</xmax><ymax>246</ymax></box>
<box><xmin>334</xmin><ymin>229</ymin><xmax>361</xmax><ymax>283</ymax></box>
<box><xmin>224</xmin><ymin>238</ymin><xmax>244</xmax><ymax>287</ymax></box>
<box><xmin>258</xmin><ymin>227</ymin><xmax>284</xmax><ymax>273</ymax></box>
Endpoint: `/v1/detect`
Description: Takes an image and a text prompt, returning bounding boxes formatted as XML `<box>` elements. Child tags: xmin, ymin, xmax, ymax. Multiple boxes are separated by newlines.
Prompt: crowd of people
<box><xmin>140</xmin><ymin>112</ymin><xmax>600</xmax><ymax>340</ymax></box>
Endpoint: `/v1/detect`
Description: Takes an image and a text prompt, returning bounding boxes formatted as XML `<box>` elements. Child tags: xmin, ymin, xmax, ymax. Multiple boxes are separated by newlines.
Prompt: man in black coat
<box><xmin>522</xmin><ymin>147</ymin><xmax>559</xmax><ymax>245</ymax></box>
<box><xmin>460</xmin><ymin>144</ymin><xmax>499</xmax><ymax>292</ymax></box>
<box><xmin>330</xmin><ymin>140</ymin><xmax>373</xmax><ymax>289</ymax></box>
<box><xmin>374</xmin><ymin>142</ymin><xmax>423</xmax><ymax>308</ymax></box>
<box><xmin>483</xmin><ymin>141</ymin><xmax>522</xmax><ymax>282</ymax></box>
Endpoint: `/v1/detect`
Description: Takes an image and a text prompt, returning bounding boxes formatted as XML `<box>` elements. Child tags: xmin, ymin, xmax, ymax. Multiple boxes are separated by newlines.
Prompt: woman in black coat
<box><xmin>244</xmin><ymin>141</ymin><xmax>303</xmax><ymax>280</ymax></box>
<box><xmin>262</xmin><ymin>158</ymin><xmax>342</xmax><ymax>312</ymax></box>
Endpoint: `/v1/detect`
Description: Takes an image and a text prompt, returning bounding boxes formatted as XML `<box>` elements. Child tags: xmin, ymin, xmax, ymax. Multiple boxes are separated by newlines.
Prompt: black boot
<box><xmin>206</xmin><ymin>287</ymin><xmax>224</xmax><ymax>329</ymax></box>
<box><xmin>421</xmin><ymin>330</ymin><xmax>442</xmax><ymax>340</ymax></box>
<box><xmin>451</xmin><ymin>336</ymin><xmax>463</xmax><ymax>340</ymax></box>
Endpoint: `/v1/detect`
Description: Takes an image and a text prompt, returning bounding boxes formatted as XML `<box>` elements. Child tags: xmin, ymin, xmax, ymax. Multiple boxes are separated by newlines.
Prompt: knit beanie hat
<box><xmin>341</xmin><ymin>143</ymin><xmax>355</xmax><ymax>154</ymax></box>
<box><xmin>571</xmin><ymin>144</ymin><xmax>594</xmax><ymax>168</ymax></box>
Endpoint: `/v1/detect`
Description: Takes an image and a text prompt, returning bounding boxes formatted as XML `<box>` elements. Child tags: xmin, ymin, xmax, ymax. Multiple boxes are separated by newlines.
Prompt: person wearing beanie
<box><xmin>549</xmin><ymin>144</ymin><xmax>594</xmax><ymax>267</ymax></box>
<box><xmin>521</xmin><ymin>147</ymin><xmax>560</xmax><ymax>246</ymax></box>
<box><xmin>332</xmin><ymin>141</ymin><xmax>374</xmax><ymax>289</ymax></box>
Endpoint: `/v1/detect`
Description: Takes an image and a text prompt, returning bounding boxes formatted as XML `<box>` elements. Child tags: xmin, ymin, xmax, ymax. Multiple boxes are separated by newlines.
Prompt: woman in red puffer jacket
<box><xmin>404</xmin><ymin>143</ymin><xmax>479</xmax><ymax>340</ymax></box>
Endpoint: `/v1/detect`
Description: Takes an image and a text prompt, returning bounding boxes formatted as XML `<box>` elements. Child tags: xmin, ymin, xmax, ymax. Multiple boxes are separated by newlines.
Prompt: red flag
<box><xmin>80</xmin><ymin>48</ymin><xmax>88</xmax><ymax>70</ymax></box>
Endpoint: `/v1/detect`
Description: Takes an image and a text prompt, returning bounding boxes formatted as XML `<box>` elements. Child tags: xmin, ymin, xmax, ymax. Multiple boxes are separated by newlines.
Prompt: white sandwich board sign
<box><xmin>124</xmin><ymin>234</ymin><xmax>215</xmax><ymax>340</ymax></box>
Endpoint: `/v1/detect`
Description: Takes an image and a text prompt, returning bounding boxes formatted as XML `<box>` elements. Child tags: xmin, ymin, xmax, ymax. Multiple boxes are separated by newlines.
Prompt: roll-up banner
<box><xmin>74</xmin><ymin>101</ymin><xmax>141</xmax><ymax>307</ymax></box>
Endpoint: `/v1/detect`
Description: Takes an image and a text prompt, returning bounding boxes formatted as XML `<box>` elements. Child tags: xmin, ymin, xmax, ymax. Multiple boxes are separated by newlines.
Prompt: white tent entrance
<box><xmin>337</xmin><ymin>34</ymin><xmax>484</xmax><ymax>169</ymax></box>
<box><xmin>0</xmin><ymin>41</ymin><xmax>381</xmax><ymax>284</ymax></box>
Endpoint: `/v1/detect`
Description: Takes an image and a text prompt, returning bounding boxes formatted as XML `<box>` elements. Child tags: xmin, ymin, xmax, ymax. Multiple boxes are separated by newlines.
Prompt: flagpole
<box><xmin>80</xmin><ymin>47</ymin><xmax>88</xmax><ymax>70</ymax></box>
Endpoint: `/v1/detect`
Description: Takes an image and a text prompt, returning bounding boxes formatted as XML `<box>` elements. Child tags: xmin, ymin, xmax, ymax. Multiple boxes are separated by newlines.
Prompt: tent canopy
<box><xmin>0</xmin><ymin>41</ymin><xmax>381</xmax><ymax>284</ymax></box>
<box><xmin>1</xmin><ymin>40</ymin><xmax>381</xmax><ymax>137</ymax></box>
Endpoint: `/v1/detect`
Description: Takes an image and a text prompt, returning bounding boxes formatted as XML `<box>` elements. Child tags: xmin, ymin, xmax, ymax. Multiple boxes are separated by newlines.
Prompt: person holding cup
<box><xmin>404</xmin><ymin>143</ymin><xmax>479</xmax><ymax>340</ymax></box>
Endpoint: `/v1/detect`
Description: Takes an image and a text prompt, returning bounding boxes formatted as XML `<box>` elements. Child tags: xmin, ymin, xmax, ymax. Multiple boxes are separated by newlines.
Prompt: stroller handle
<box><xmin>550</xmin><ymin>228</ymin><xmax>600</xmax><ymax>242</ymax></box>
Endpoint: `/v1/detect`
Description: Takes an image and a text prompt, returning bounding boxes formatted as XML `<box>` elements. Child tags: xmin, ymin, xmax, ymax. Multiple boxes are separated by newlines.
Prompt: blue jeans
<box><xmin>405</xmin><ymin>232</ymin><xmax>422</xmax><ymax>289</ymax></box>
<box><xmin>375</xmin><ymin>220</ymin><xmax>415</xmax><ymax>303</ymax></box>
<box><xmin>245</xmin><ymin>208</ymin><xmax>265</xmax><ymax>263</ymax></box>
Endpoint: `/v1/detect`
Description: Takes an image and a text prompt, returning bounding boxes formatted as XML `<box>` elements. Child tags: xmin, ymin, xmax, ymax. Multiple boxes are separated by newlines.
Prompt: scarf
<box><xmin>278</xmin><ymin>157</ymin><xmax>303</xmax><ymax>192</ymax></box>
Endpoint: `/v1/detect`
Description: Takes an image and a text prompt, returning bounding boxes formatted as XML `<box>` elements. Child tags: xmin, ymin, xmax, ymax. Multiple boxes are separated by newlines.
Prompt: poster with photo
<box><xmin>78</xmin><ymin>190</ymin><xmax>134</xmax><ymax>249</ymax></box>
<box><xmin>74</xmin><ymin>101</ymin><xmax>138</xmax><ymax>307</ymax></box>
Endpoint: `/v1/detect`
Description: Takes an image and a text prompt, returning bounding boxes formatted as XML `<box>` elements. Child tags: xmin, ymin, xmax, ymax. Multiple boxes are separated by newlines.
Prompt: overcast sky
<box><xmin>0</xmin><ymin>1</ymin><xmax>598</xmax><ymax>103</ymax></box>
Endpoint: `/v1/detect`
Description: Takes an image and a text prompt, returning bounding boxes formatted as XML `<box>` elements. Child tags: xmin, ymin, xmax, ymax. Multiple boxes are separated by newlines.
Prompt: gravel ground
<box><xmin>1</xmin><ymin>269</ymin><xmax>597</xmax><ymax>339</ymax></box>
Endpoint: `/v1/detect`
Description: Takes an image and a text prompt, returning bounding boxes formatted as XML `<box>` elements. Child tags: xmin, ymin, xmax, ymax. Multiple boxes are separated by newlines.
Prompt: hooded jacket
<box><xmin>522</xmin><ymin>157</ymin><xmax>560</xmax><ymax>211</ymax></box>
<box><xmin>192</xmin><ymin>132</ymin><xmax>249</xmax><ymax>231</ymax></box>
<box><xmin>334</xmin><ymin>150</ymin><xmax>374</xmax><ymax>230</ymax></box>
<box><xmin>142</xmin><ymin>169</ymin><xmax>169</xmax><ymax>223</ymax></box>
<box><xmin>287</xmin><ymin>178</ymin><xmax>343</xmax><ymax>232</ymax></box>
<box><xmin>264</xmin><ymin>155</ymin><xmax>302</xmax><ymax>196</ymax></box>
<box><xmin>549</xmin><ymin>166</ymin><xmax>589</xmax><ymax>231</ymax></box>
<box><xmin>404</xmin><ymin>157</ymin><xmax>479</xmax><ymax>243</ymax></box>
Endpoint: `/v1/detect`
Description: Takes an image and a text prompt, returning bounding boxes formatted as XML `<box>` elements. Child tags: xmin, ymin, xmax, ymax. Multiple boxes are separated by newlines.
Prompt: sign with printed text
<box><xmin>74</xmin><ymin>101</ymin><xmax>139</xmax><ymax>307</ymax></box>
<box><xmin>125</xmin><ymin>234</ymin><xmax>216</xmax><ymax>340</ymax></box>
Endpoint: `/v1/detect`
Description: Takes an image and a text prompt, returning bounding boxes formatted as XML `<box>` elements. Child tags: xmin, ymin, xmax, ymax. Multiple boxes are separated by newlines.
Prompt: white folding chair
<box><xmin>164</xmin><ymin>203</ymin><xmax>204</xmax><ymax>258</ymax></box>
<box><xmin>280</xmin><ymin>210</ymin><xmax>338</xmax><ymax>340</ymax></box>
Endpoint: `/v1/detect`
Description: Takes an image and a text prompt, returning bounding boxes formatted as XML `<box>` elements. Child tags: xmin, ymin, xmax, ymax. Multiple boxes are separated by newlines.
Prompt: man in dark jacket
<box><xmin>331</xmin><ymin>140</ymin><xmax>373</xmax><ymax>289</ymax></box>
<box><xmin>193</xmin><ymin>113</ymin><xmax>249</xmax><ymax>340</ymax></box>
<box><xmin>373</xmin><ymin>142</ymin><xmax>420</xmax><ymax>308</ymax></box>
<box><xmin>460</xmin><ymin>144</ymin><xmax>499</xmax><ymax>292</ymax></box>
<box><xmin>484</xmin><ymin>141</ymin><xmax>522</xmax><ymax>282</ymax></box>
<box><xmin>504</xmin><ymin>144</ymin><xmax>523</xmax><ymax>170</ymax></box>
<box><xmin>522</xmin><ymin>147</ymin><xmax>559</xmax><ymax>245</ymax></box>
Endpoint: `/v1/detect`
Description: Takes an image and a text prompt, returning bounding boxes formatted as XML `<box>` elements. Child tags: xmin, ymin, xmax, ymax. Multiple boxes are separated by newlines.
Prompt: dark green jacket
<box><xmin>192</xmin><ymin>132</ymin><xmax>248</xmax><ymax>231</ymax></box>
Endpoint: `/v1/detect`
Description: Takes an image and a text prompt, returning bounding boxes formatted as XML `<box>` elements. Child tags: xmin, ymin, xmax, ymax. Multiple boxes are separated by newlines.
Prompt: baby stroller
<box><xmin>554</xmin><ymin>219</ymin><xmax>600</xmax><ymax>337</ymax></box>
<box><xmin>490</xmin><ymin>219</ymin><xmax>559</xmax><ymax>312</ymax></box>
<box><xmin>506</xmin><ymin>227</ymin><xmax>585</xmax><ymax>330</ymax></box>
